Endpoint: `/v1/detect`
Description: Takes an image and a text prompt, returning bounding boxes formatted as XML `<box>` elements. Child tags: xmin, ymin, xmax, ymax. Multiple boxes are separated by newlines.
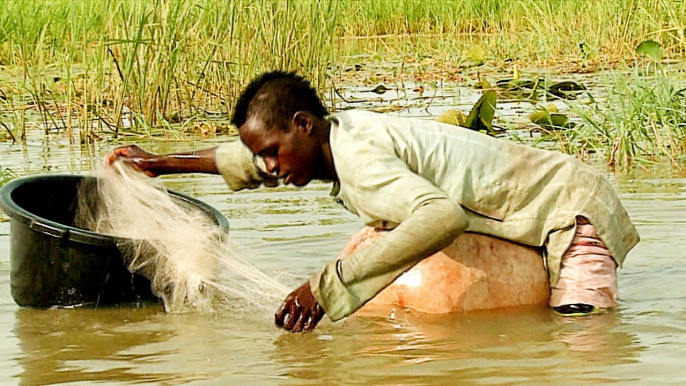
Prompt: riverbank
<box><xmin>0</xmin><ymin>0</ymin><xmax>684</xmax><ymax>166</ymax></box>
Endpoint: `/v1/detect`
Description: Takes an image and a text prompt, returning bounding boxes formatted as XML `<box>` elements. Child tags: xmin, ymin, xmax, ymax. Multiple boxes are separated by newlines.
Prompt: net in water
<box><xmin>75</xmin><ymin>161</ymin><xmax>289</xmax><ymax>314</ymax></box>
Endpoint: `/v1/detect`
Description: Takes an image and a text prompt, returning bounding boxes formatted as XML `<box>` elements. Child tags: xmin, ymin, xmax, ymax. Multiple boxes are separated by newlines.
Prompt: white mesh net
<box><xmin>75</xmin><ymin>161</ymin><xmax>289</xmax><ymax>314</ymax></box>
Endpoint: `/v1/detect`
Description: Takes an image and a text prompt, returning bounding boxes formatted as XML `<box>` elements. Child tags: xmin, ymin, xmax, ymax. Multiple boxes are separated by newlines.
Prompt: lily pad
<box><xmin>436</xmin><ymin>91</ymin><xmax>498</xmax><ymax>135</ymax></box>
<box><xmin>636</xmin><ymin>40</ymin><xmax>664</xmax><ymax>61</ymax></box>
<box><xmin>464</xmin><ymin>90</ymin><xmax>497</xmax><ymax>134</ymax></box>
<box><xmin>547</xmin><ymin>81</ymin><xmax>587</xmax><ymax>100</ymax></box>
<box><xmin>436</xmin><ymin>109</ymin><xmax>468</xmax><ymax>127</ymax></box>
<box><xmin>495</xmin><ymin>78</ymin><xmax>543</xmax><ymax>91</ymax></box>
<box><xmin>529</xmin><ymin>107</ymin><xmax>573</xmax><ymax>131</ymax></box>
<box><xmin>371</xmin><ymin>85</ymin><xmax>388</xmax><ymax>94</ymax></box>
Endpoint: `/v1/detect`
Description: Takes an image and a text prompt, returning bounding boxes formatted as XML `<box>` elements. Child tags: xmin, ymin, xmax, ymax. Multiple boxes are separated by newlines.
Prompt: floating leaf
<box><xmin>436</xmin><ymin>109</ymin><xmax>468</xmax><ymax>127</ymax></box>
<box><xmin>435</xmin><ymin>91</ymin><xmax>498</xmax><ymax>134</ymax></box>
<box><xmin>495</xmin><ymin>78</ymin><xmax>544</xmax><ymax>91</ymax></box>
<box><xmin>529</xmin><ymin>107</ymin><xmax>573</xmax><ymax>131</ymax></box>
<box><xmin>371</xmin><ymin>85</ymin><xmax>388</xmax><ymax>94</ymax></box>
<box><xmin>636</xmin><ymin>40</ymin><xmax>664</xmax><ymax>61</ymax></box>
<box><xmin>548</xmin><ymin>81</ymin><xmax>587</xmax><ymax>100</ymax></box>
<box><xmin>344</xmin><ymin>64</ymin><xmax>363</xmax><ymax>72</ymax></box>
<box><xmin>545</xmin><ymin>103</ymin><xmax>559</xmax><ymax>113</ymax></box>
<box><xmin>464</xmin><ymin>90</ymin><xmax>497</xmax><ymax>134</ymax></box>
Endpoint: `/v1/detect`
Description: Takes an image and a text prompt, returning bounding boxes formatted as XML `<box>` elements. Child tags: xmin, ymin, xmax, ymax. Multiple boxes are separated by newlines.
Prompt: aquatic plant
<box><xmin>554</xmin><ymin>68</ymin><xmax>686</xmax><ymax>167</ymax></box>
<box><xmin>2</xmin><ymin>0</ymin><xmax>685</xmax><ymax>135</ymax></box>
<box><xmin>0</xmin><ymin>0</ymin><xmax>337</xmax><ymax>140</ymax></box>
<box><xmin>436</xmin><ymin>91</ymin><xmax>499</xmax><ymax>135</ymax></box>
<box><xmin>335</xmin><ymin>0</ymin><xmax>686</xmax><ymax>69</ymax></box>
<box><xmin>0</xmin><ymin>0</ymin><xmax>684</xmax><ymax>171</ymax></box>
<box><xmin>0</xmin><ymin>166</ymin><xmax>18</xmax><ymax>187</ymax></box>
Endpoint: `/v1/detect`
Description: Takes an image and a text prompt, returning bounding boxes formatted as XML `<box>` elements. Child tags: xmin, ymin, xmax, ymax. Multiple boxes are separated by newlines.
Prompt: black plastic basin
<box><xmin>0</xmin><ymin>174</ymin><xmax>229</xmax><ymax>308</ymax></box>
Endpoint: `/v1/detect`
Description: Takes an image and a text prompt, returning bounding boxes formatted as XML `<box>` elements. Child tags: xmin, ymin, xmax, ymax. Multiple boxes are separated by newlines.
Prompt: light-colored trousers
<box><xmin>550</xmin><ymin>217</ymin><xmax>618</xmax><ymax>308</ymax></box>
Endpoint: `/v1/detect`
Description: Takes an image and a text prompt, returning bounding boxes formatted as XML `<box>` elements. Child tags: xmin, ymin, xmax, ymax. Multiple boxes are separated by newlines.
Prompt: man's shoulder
<box><xmin>331</xmin><ymin>109</ymin><xmax>380</xmax><ymax>120</ymax></box>
<box><xmin>330</xmin><ymin>110</ymin><xmax>384</xmax><ymax>130</ymax></box>
<box><xmin>329</xmin><ymin>110</ymin><xmax>397</xmax><ymax>181</ymax></box>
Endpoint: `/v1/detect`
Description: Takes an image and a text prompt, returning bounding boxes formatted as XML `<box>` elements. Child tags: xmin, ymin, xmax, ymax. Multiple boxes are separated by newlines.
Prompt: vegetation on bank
<box><xmin>0</xmin><ymin>0</ymin><xmax>684</xmax><ymax>167</ymax></box>
<box><xmin>540</xmin><ymin>68</ymin><xmax>686</xmax><ymax>168</ymax></box>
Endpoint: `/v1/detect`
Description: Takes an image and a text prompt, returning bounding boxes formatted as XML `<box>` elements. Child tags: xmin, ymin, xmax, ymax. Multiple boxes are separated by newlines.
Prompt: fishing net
<box><xmin>74</xmin><ymin>160</ymin><xmax>289</xmax><ymax>314</ymax></box>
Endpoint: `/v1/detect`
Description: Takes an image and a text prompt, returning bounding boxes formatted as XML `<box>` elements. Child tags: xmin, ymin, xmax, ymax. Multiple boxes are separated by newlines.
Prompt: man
<box><xmin>107</xmin><ymin>71</ymin><xmax>640</xmax><ymax>332</ymax></box>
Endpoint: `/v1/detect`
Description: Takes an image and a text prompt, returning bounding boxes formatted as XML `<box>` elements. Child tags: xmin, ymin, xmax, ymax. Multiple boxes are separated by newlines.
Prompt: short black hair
<box><xmin>231</xmin><ymin>71</ymin><xmax>329</xmax><ymax>129</ymax></box>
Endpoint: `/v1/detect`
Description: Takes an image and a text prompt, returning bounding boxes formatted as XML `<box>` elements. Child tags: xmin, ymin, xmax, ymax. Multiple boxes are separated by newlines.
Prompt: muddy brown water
<box><xmin>1</xmin><ymin>95</ymin><xmax>686</xmax><ymax>385</ymax></box>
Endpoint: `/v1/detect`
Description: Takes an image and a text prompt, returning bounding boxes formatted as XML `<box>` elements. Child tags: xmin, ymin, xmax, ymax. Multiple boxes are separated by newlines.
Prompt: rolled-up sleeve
<box><xmin>310</xmin><ymin>156</ymin><xmax>468</xmax><ymax>321</ymax></box>
<box><xmin>214</xmin><ymin>141</ymin><xmax>278</xmax><ymax>191</ymax></box>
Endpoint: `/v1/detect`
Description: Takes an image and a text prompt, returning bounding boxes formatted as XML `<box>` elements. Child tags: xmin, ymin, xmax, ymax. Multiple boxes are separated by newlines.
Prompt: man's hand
<box><xmin>275</xmin><ymin>281</ymin><xmax>325</xmax><ymax>333</ymax></box>
<box><xmin>105</xmin><ymin>145</ymin><xmax>160</xmax><ymax>177</ymax></box>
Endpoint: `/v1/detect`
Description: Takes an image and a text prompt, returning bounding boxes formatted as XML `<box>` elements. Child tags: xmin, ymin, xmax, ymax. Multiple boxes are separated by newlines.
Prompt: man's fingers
<box><xmin>303</xmin><ymin>315</ymin><xmax>315</xmax><ymax>332</ymax></box>
<box><xmin>115</xmin><ymin>147</ymin><xmax>129</xmax><ymax>156</ymax></box>
<box><xmin>105</xmin><ymin>147</ymin><xmax>130</xmax><ymax>167</ymax></box>
<box><xmin>105</xmin><ymin>151</ymin><xmax>120</xmax><ymax>166</ymax></box>
<box><xmin>275</xmin><ymin>301</ymin><xmax>289</xmax><ymax>327</ymax></box>
<box><xmin>283</xmin><ymin>303</ymin><xmax>299</xmax><ymax>331</ymax></box>
<box><xmin>304</xmin><ymin>306</ymin><xmax>324</xmax><ymax>332</ymax></box>
<box><xmin>291</xmin><ymin>312</ymin><xmax>305</xmax><ymax>333</ymax></box>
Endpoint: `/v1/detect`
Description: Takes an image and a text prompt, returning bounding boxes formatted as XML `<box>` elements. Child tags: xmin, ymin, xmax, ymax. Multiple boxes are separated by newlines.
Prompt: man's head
<box><xmin>231</xmin><ymin>71</ymin><xmax>332</xmax><ymax>186</ymax></box>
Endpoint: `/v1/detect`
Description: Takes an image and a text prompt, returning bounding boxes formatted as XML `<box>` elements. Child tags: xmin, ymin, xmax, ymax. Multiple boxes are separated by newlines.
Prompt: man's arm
<box><xmin>276</xmin><ymin>155</ymin><xmax>469</xmax><ymax>331</ymax></box>
<box><xmin>106</xmin><ymin>144</ymin><xmax>220</xmax><ymax>176</ymax></box>
<box><xmin>311</xmin><ymin>195</ymin><xmax>467</xmax><ymax>320</ymax></box>
<box><xmin>106</xmin><ymin>141</ymin><xmax>278</xmax><ymax>190</ymax></box>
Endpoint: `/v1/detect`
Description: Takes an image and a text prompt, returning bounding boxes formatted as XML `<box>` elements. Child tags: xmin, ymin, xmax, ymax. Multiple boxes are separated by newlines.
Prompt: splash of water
<box><xmin>75</xmin><ymin>161</ymin><xmax>289</xmax><ymax>314</ymax></box>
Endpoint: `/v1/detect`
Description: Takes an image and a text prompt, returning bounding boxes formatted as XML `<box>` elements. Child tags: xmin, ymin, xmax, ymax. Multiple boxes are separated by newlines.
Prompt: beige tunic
<box><xmin>215</xmin><ymin>110</ymin><xmax>639</xmax><ymax>321</ymax></box>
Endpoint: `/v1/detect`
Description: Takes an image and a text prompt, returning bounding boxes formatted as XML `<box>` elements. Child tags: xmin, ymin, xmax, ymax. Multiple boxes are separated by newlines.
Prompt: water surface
<box><xmin>1</xmin><ymin>100</ymin><xmax>685</xmax><ymax>385</ymax></box>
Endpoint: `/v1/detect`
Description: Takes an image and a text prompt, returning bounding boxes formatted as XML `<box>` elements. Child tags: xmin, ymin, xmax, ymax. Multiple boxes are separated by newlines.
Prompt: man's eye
<box><xmin>260</xmin><ymin>148</ymin><xmax>274</xmax><ymax>158</ymax></box>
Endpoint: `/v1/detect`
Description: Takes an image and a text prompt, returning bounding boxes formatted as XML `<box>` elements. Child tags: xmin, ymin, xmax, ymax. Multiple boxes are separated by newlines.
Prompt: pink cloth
<box><xmin>550</xmin><ymin>217</ymin><xmax>618</xmax><ymax>308</ymax></box>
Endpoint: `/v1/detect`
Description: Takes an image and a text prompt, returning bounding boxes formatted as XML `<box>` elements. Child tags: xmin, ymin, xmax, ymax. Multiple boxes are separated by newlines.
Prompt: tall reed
<box><xmin>0</xmin><ymin>0</ymin><xmax>338</xmax><ymax>139</ymax></box>
<box><xmin>336</xmin><ymin>0</ymin><xmax>686</xmax><ymax>59</ymax></box>
<box><xmin>560</xmin><ymin>67</ymin><xmax>686</xmax><ymax>167</ymax></box>
<box><xmin>0</xmin><ymin>0</ymin><xmax>684</xmax><ymax>144</ymax></box>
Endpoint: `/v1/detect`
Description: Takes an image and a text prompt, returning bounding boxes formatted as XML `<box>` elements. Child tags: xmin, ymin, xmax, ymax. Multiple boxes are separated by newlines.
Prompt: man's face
<box><xmin>239</xmin><ymin>115</ymin><xmax>321</xmax><ymax>187</ymax></box>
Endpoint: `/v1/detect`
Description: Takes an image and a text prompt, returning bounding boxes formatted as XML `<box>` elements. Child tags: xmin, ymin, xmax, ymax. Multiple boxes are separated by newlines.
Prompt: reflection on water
<box><xmin>1</xmin><ymin>103</ymin><xmax>686</xmax><ymax>384</ymax></box>
<box><xmin>273</xmin><ymin>308</ymin><xmax>645</xmax><ymax>385</ymax></box>
<box><xmin>14</xmin><ymin>306</ymin><xmax>180</xmax><ymax>385</ymax></box>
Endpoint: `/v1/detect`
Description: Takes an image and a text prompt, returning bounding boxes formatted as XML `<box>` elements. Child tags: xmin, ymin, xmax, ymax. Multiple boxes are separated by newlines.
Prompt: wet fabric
<box><xmin>214</xmin><ymin>110</ymin><xmax>639</xmax><ymax>321</ymax></box>
<box><xmin>550</xmin><ymin>217</ymin><xmax>618</xmax><ymax>308</ymax></box>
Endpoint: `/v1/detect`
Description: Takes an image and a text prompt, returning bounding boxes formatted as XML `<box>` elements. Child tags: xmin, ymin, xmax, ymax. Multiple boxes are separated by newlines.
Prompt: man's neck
<box><xmin>317</xmin><ymin>118</ymin><xmax>337</xmax><ymax>181</ymax></box>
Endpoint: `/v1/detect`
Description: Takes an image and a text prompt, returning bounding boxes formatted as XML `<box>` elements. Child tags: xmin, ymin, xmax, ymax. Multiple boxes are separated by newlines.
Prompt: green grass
<box><xmin>0</xmin><ymin>0</ymin><xmax>685</xmax><ymax>169</ymax></box>
<box><xmin>0</xmin><ymin>0</ymin><xmax>338</xmax><ymax>141</ymax></box>
<box><xmin>335</xmin><ymin>0</ymin><xmax>686</xmax><ymax>67</ymax></box>
<box><xmin>0</xmin><ymin>166</ymin><xmax>17</xmax><ymax>187</ymax></box>
<box><xmin>544</xmin><ymin>66</ymin><xmax>686</xmax><ymax>168</ymax></box>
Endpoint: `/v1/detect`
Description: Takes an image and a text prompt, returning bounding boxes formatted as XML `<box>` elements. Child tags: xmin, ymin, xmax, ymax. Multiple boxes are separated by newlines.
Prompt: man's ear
<box><xmin>292</xmin><ymin>111</ymin><xmax>314</xmax><ymax>135</ymax></box>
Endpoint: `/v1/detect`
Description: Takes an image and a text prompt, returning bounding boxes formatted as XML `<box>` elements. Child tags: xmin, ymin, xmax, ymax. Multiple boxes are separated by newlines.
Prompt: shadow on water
<box><xmin>273</xmin><ymin>307</ymin><xmax>646</xmax><ymax>385</ymax></box>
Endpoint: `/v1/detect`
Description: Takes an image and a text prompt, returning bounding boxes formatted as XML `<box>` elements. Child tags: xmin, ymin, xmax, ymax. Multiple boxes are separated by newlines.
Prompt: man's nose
<box><xmin>265</xmin><ymin>158</ymin><xmax>279</xmax><ymax>174</ymax></box>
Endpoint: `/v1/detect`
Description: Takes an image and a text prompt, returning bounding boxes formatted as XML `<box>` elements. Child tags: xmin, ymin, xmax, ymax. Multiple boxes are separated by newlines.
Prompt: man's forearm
<box><xmin>150</xmin><ymin>147</ymin><xmax>219</xmax><ymax>175</ymax></box>
<box><xmin>310</xmin><ymin>198</ymin><xmax>468</xmax><ymax>321</ymax></box>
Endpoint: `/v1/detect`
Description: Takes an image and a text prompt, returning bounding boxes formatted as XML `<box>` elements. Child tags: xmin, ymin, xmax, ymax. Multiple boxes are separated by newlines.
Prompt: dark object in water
<box><xmin>0</xmin><ymin>174</ymin><xmax>229</xmax><ymax>309</ymax></box>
